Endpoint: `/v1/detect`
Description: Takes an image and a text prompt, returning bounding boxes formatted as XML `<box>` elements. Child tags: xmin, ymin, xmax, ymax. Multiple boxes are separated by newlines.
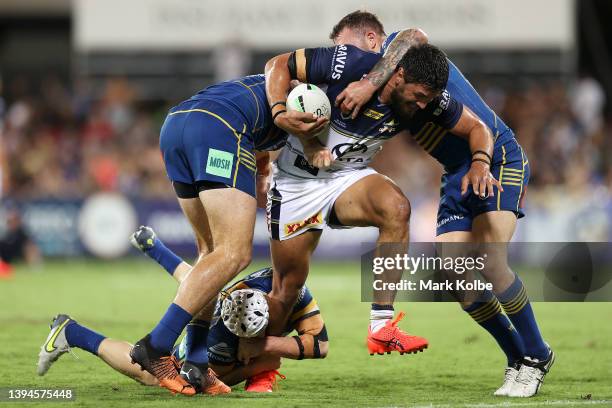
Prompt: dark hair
<box><xmin>397</xmin><ymin>44</ymin><xmax>449</xmax><ymax>92</ymax></box>
<box><xmin>329</xmin><ymin>10</ymin><xmax>385</xmax><ymax>40</ymax></box>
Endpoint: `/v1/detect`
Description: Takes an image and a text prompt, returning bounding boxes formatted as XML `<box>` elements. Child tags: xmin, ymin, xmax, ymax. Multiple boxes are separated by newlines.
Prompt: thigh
<box><xmin>471</xmin><ymin>211</ymin><xmax>517</xmax><ymax>242</ymax></box>
<box><xmin>178</xmin><ymin>197</ymin><xmax>213</xmax><ymax>255</ymax></box>
<box><xmin>198</xmin><ymin>187</ymin><xmax>257</xmax><ymax>248</ymax></box>
<box><xmin>332</xmin><ymin>173</ymin><xmax>409</xmax><ymax>228</ymax></box>
<box><xmin>267</xmin><ymin>168</ymin><xmax>379</xmax><ymax>241</ymax></box>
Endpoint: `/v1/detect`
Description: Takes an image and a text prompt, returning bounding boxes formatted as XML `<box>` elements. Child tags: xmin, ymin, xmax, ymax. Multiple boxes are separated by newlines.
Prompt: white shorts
<box><xmin>267</xmin><ymin>165</ymin><xmax>378</xmax><ymax>241</ymax></box>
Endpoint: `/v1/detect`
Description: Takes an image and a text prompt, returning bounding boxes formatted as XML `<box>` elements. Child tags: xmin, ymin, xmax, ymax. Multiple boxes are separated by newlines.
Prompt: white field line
<box><xmin>383</xmin><ymin>400</ymin><xmax>612</xmax><ymax>408</ymax></box>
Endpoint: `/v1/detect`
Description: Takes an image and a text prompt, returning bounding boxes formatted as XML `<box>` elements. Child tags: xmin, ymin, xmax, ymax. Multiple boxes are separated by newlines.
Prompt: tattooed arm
<box><xmin>335</xmin><ymin>28</ymin><xmax>428</xmax><ymax>119</ymax></box>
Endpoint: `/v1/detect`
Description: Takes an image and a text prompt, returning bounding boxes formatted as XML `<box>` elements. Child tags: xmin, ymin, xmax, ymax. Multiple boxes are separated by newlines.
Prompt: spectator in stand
<box><xmin>0</xmin><ymin>204</ymin><xmax>41</xmax><ymax>267</ymax></box>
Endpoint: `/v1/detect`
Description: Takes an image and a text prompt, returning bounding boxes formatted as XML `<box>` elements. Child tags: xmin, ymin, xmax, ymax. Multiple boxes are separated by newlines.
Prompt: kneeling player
<box><xmin>37</xmin><ymin>228</ymin><xmax>327</xmax><ymax>394</ymax></box>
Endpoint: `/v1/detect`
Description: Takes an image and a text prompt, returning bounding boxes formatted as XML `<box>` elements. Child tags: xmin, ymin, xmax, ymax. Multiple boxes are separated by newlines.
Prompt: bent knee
<box><xmin>377</xmin><ymin>193</ymin><xmax>411</xmax><ymax>227</ymax></box>
<box><xmin>212</xmin><ymin>246</ymin><xmax>252</xmax><ymax>276</ymax></box>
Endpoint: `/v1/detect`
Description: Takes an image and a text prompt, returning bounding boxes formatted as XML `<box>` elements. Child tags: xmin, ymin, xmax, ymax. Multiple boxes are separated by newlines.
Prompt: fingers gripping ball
<box><xmin>286</xmin><ymin>84</ymin><xmax>331</xmax><ymax>119</ymax></box>
<box><xmin>221</xmin><ymin>289</ymin><xmax>269</xmax><ymax>337</ymax></box>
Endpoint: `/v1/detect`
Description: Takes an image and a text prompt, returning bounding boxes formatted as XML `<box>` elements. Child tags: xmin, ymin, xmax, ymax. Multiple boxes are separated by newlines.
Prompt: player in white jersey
<box><xmin>263</xmin><ymin>14</ymin><xmax>433</xmax><ymax>355</ymax></box>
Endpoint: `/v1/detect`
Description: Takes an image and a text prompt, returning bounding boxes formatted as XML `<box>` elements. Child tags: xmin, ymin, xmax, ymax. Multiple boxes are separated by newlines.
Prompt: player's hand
<box><xmin>302</xmin><ymin>138</ymin><xmax>333</xmax><ymax>168</ymax></box>
<box><xmin>237</xmin><ymin>337</ymin><xmax>266</xmax><ymax>365</ymax></box>
<box><xmin>461</xmin><ymin>161</ymin><xmax>503</xmax><ymax>198</ymax></box>
<box><xmin>335</xmin><ymin>79</ymin><xmax>377</xmax><ymax>119</ymax></box>
<box><xmin>274</xmin><ymin>111</ymin><xmax>329</xmax><ymax>139</ymax></box>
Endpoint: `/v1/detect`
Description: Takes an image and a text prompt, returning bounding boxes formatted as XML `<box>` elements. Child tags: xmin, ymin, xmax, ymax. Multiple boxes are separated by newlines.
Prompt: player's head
<box><xmin>330</xmin><ymin>10</ymin><xmax>386</xmax><ymax>52</ymax></box>
<box><xmin>221</xmin><ymin>289</ymin><xmax>269</xmax><ymax>338</ymax></box>
<box><xmin>390</xmin><ymin>44</ymin><xmax>449</xmax><ymax>118</ymax></box>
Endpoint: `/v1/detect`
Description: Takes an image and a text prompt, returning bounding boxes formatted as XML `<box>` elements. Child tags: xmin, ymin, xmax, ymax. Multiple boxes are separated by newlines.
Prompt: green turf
<box><xmin>1</xmin><ymin>259</ymin><xmax>611</xmax><ymax>407</ymax></box>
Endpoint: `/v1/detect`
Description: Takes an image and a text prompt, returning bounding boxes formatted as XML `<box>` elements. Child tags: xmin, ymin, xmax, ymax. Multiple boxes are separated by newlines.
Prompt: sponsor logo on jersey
<box><xmin>331</xmin><ymin>45</ymin><xmax>348</xmax><ymax>80</ymax></box>
<box><xmin>206</xmin><ymin>149</ymin><xmax>234</xmax><ymax>178</ymax></box>
<box><xmin>433</xmin><ymin>90</ymin><xmax>451</xmax><ymax>116</ymax></box>
<box><xmin>378</xmin><ymin>119</ymin><xmax>399</xmax><ymax>134</ymax></box>
<box><xmin>363</xmin><ymin>108</ymin><xmax>385</xmax><ymax>120</ymax></box>
<box><xmin>331</xmin><ymin>142</ymin><xmax>368</xmax><ymax>162</ymax></box>
<box><xmin>285</xmin><ymin>212</ymin><xmax>323</xmax><ymax>236</ymax></box>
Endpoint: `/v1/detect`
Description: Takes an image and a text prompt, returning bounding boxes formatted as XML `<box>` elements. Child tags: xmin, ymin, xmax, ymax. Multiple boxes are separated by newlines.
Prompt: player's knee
<box><xmin>226</xmin><ymin>246</ymin><xmax>252</xmax><ymax>274</ymax></box>
<box><xmin>378</xmin><ymin>193</ymin><xmax>411</xmax><ymax>229</ymax></box>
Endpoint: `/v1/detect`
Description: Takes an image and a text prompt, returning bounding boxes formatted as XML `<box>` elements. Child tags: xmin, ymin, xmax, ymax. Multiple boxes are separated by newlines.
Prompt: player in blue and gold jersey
<box><xmin>332</xmin><ymin>11</ymin><xmax>553</xmax><ymax>398</ymax></box>
<box><xmin>130</xmin><ymin>72</ymin><xmax>328</xmax><ymax>395</ymax></box>
<box><xmin>37</xmin><ymin>227</ymin><xmax>327</xmax><ymax>395</ymax></box>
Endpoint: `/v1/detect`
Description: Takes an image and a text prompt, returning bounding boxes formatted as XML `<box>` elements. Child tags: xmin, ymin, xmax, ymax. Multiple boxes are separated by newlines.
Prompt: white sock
<box><xmin>370</xmin><ymin>309</ymin><xmax>393</xmax><ymax>333</ymax></box>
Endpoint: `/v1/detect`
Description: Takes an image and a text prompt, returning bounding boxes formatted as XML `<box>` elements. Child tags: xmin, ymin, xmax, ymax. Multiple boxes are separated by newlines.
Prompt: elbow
<box><xmin>414</xmin><ymin>28</ymin><xmax>428</xmax><ymax>44</ymax></box>
<box><xmin>400</xmin><ymin>28</ymin><xmax>428</xmax><ymax>45</ymax></box>
<box><xmin>264</xmin><ymin>56</ymin><xmax>280</xmax><ymax>77</ymax></box>
<box><xmin>317</xmin><ymin>341</ymin><xmax>329</xmax><ymax>359</ymax></box>
<box><xmin>265</xmin><ymin>53</ymin><xmax>290</xmax><ymax>79</ymax></box>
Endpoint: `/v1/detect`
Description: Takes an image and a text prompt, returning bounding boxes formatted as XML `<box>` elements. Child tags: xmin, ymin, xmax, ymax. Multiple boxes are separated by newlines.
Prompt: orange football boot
<box><xmin>201</xmin><ymin>368</ymin><xmax>232</xmax><ymax>395</ymax></box>
<box><xmin>245</xmin><ymin>370</ymin><xmax>286</xmax><ymax>393</ymax></box>
<box><xmin>130</xmin><ymin>335</ymin><xmax>196</xmax><ymax>396</ymax></box>
<box><xmin>367</xmin><ymin>312</ymin><xmax>428</xmax><ymax>355</ymax></box>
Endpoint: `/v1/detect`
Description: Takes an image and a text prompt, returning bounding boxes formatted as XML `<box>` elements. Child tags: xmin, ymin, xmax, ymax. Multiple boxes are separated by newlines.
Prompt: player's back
<box><xmin>174</xmin><ymin>74</ymin><xmax>285</xmax><ymax>151</ymax></box>
<box><xmin>383</xmin><ymin>31</ymin><xmax>516</xmax><ymax>169</ymax></box>
<box><xmin>445</xmin><ymin>60</ymin><xmax>513</xmax><ymax>146</ymax></box>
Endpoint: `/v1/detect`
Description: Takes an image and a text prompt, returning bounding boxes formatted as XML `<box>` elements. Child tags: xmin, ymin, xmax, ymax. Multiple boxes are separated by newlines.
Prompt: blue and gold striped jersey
<box><xmin>383</xmin><ymin>31</ymin><xmax>516</xmax><ymax>170</ymax></box>
<box><xmin>186</xmin><ymin>74</ymin><xmax>287</xmax><ymax>151</ymax></box>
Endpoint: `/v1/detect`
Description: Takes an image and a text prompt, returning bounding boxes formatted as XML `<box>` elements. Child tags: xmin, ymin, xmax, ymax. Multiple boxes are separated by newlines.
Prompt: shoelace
<box><xmin>390</xmin><ymin>311</ymin><xmax>406</xmax><ymax>327</ymax></box>
<box><xmin>204</xmin><ymin>368</ymin><xmax>223</xmax><ymax>386</ymax></box>
<box><xmin>503</xmin><ymin>367</ymin><xmax>516</xmax><ymax>382</ymax></box>
<box><xmin>515</xmin><ymin>365</ymin><xmax>539</xmax><ymax>386</ymax></box>
<box><xmin>150</xmin><ymin>356</ymin><xmax>181</xmax><ymax>380</ymax></box>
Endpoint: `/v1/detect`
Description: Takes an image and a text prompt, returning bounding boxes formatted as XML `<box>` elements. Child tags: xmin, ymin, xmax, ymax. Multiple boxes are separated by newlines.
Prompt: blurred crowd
<box><xmin>0</xmin><ymin>76</ymin><xmax>173</xmax><ymax>200</ymax></box>
<box><xmin>0</xmin><ymin>74</ymin><xmax>609</xmax><ymax>202</ymax></box>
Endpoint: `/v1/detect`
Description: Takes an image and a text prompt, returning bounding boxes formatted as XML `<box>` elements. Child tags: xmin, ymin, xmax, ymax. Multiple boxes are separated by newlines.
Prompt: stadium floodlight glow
<box><xmin>221</xmin><ymin>289</ymin><xmax>269</xmax><ymax>338</ymax></box>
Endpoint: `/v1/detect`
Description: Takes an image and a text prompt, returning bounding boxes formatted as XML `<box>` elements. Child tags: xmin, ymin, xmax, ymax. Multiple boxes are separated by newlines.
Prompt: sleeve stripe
<box><xmin>295</xmin><ymin>48</ymin><xmax>307</xmax><ymax>83</ymax></box>
<box><xmin>290</xmin><ymin>298</ymin><xmax>318</xmax><ymax>322</ymax></box>
<box><xmin>291</xmin><ymin>310</ymin><xmax>321</xmax><ymax>326</ymax></box>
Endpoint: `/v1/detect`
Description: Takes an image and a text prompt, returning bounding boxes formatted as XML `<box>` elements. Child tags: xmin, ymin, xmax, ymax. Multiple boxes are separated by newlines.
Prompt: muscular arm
<box><xmin>450</xmin><ymin>106</ymin><xmax>494</xmax><ymax>162</ymax></box>
<box><xmin>335</xmin><ymin>28</ymin><xmax>428</xmax><ymax>118</ymax></box>
<box><xmin>366</xmin><ymin>28</ymin><xmax>428</xmax><ymax>88</ymax></box>
<box><xmin>264</xmin><ymin>52</ymin><xmax>328</xmax><ymax>139</ymax></box>
<box><xmin>263</xmin><ymin>315</ymin><xmax>328</xmax><ymax>359</ymax></box>
<box><xmin>265</xmin><ymin>53</ymin><xmax>293</xmax><ymax>120</ymax></box>
<box><xmin>264</xmin><ymin>52</ymin><xmax>331</xmax><ymax>166</ymax></box>
<box><xmin>450</xmin><ymin>106</ymin><xmax>502</xmax><ymax>197</ymax></box>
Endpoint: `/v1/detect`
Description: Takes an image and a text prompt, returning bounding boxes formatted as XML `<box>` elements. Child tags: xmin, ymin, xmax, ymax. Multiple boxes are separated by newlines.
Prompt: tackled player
<box><xmin>37</xmin><ymin>227</ymin><xmax>328</xmax><ymax>394</ymax></box>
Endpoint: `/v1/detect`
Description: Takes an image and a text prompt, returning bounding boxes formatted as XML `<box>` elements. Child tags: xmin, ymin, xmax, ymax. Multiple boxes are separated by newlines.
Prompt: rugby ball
<box><xmin>286</xmin><ymin>83</ymin><xmax>331</xmax><ymax>119</ymax></box>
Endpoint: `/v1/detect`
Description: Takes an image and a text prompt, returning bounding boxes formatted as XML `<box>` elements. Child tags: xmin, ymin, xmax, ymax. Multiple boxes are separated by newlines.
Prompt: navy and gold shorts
<box><xmin>159</xmin><ymin>99</ymin><xmax>257</xmax><ymax>198</ymax></box>
<box><xmin>436</xmin><ymin>138</ymin><xmax>529</xmax><ymax>235</ymax></box>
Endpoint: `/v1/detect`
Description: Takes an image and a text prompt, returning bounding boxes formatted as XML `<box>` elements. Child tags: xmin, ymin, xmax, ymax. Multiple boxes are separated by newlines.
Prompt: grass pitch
<box><xmin>1</xmin><ymin>259</ymin><xmax>611</xmax><ymax>407</ymax></box>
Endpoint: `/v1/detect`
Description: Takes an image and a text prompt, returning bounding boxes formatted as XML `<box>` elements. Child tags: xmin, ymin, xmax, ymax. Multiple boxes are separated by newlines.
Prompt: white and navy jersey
<box><xmin>383</xmin><ymin>30</ymin><xmax>517</xmax><ymax>170</ymax></box>
<box><xmin>276</xmin><ymin>45</ymin><xmax>402</xmax><ymax>179</ymax></box>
